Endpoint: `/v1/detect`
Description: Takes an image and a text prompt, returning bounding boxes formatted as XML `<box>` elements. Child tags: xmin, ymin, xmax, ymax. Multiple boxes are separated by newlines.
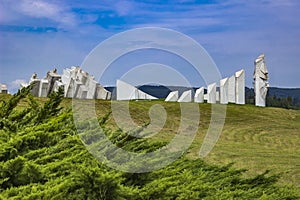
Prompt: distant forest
<box><xmin>106</xmin><ymin>86</ymin><xmax>300</xmax><ymax>109</ymax></box>
<box><xmin>246</xmin><ymin>87</ymin><xmax>300</xmax><ymax>109</ymax></box>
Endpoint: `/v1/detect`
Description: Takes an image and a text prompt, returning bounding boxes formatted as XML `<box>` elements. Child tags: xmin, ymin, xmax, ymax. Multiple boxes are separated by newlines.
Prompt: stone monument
<box><xmin>178</xmin><ymin>90</ymin><xmax>192</xmax><ymax>102</ymax></box>
<box><xmin>29</xmin><ymin>72</ymin><xmax>41</xmax><ymax>96</ymax></box>
<box><xmin>220</xmin><ymin>77</ymin><xmax>229</xmax><ymax>104</ymax></box>
<box><xmin>116</xmin><ymin>80</ymin><xmax>157</xmax><ymax>100</ymax></box>
<box><xmin>207</xmin><ymin>83</ymin><xmax>217</xmax><ymax>104</ymax></box>
<box><xmin>254</xmin><ymin>54</ymin><xmax>269</xmax><ymax>107</ymax></box>
<box><xmin>165</xmin><ymin>91</ymin><xmax>179</xmax><ymax>102</ymax></box>
<box><xmin>194</xmin><ymin>87</ymin><xmax>204</xmax><ymax>103</ymax></box>
<box><xmin>46</xmin><ymin>68</ymin><xmax>61</xmax><ymax>96</ymax></box>
<box><xmin>228</xmin><ymin>75</ymin><xmax>236</xmax><ymax>103</ymax></box>
<box><xmin>235</xmin><ymin>69</ymin><xmax>245</xmax><ymax>104</ymax></box>
<box><xmin>20</xmin><ymin>66</ymin><xmax>111</xmax><ymax>100</ymax></box>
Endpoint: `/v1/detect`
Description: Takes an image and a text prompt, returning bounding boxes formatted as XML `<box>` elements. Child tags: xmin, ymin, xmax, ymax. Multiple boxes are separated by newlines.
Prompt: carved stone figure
<box><xmin>254</xmin><ymin>54</ymin><xmax>269</xmax><ymax>107</ymax></box>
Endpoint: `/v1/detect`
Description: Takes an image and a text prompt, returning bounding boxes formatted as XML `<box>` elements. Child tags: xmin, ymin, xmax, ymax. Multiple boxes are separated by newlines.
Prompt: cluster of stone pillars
<box><xmin>165</xmin><ymin>69</ymin><xmax>245</xmax><ymax>104</ymax></box>
<box><xmin>21</xmin><ymin>66</ymin><xmax>111</xmax><ymax>100</ymax></box>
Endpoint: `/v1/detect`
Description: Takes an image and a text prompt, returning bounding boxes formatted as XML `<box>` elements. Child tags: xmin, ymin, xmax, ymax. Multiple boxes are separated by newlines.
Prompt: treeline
<box><xmin>266</xmin><ymin>95</ymin><xmax>300</xmax><ymax>109</ymax></box>
<box><xmin>245</xmin><ymin>88</ymin><xmax>300</xmax><ymax>109</ymax></box>
<box><xmin>0</xmin><ymin>85</ymin><xmax>299</xmax><ymax>199</ymax></box>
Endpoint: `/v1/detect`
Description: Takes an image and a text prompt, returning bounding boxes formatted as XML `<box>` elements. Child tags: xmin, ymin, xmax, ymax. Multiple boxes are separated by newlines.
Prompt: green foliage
<box><xmin>34</xmin><ymin>87</ymin><xmax>64</xmax><ymax>124</ymax></box>
<box><xmin>0</xmin><ymin>88</ymin><xmax>299</xmax><ymax>199</ymax></box>
<box><xmin>267</xmin><ymin>95</ymin><xmax>297</xmax><ymax>109</ymax></box>
<box><xmin>0</xmin><ymin>84</ymin><xmax>33</xmax><ymax>119</ymax></box>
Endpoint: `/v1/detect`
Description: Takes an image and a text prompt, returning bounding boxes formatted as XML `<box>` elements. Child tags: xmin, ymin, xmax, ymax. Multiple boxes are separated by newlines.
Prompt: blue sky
<box><xmin>0</xmin><ymin>0</ymin><xmax>300</xmax><ymax>92</ymax></box>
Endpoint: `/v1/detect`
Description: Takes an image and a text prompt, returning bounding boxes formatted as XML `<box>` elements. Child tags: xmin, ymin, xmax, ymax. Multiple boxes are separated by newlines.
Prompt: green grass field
<box><xmin>1</xmin><ymin>93</ymin><xmax>300</xmax><ymax>191</ymax></box>
<box><xmin>88</xmin><ymin>99</ymin><xmax>300</xmax><ymax>189</ymax></box>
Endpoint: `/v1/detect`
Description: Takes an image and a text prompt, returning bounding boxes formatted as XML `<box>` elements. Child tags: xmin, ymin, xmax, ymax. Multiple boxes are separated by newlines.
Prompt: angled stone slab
<box><xmin>62</xmin><ymin>69</ymin><xmax>72</xmax><ymax>97</ymax></box>
<box><xmin>194</xmin><ymin>87</ymin><xmax>204</xmax><ymax>103</ymax></box>
<box><xmin>228</xmin><ymin>75</ymin><xmax>236</xmax><ymax>103</ymax></box>
<box><xmin>30</xmin><ymin>80</ymin><xmax>41</xmax><ymax>96</ymax></box>
<box><xmin>207</xmin><ymin>83</ymin><xmax>217</xmax><ymax>104</ymax></box>
<box><xmin>85</xmin><ymin>78</ymin><xmax>97</xmax><ymax>99</ymax></box>
<box><xmin>220</xmin><ymin>77</ymin><xmax>229</xmax><ymax>104</ymax></box>
<box><xmin>96</xmin><ymin>84</ymin><xmax>111</xmax><ymax>100</ymax></box>
<box><xmin>75</xmin><ymin>69</ymin><xmax>88</xmax><ymax>85</ymax></box>
<box><xmin>74</xmin><ymin>80</ymin><xmax>83</xmax><ymax>98</ymax></box>
<box><xmin>38</xmin><ymin>79</ymin><xmax>49</xmax><ymax>97</ymax></box>
<box><xmin>46</xmin><ymin>68</ymin><xmax>61</xmax><ymax>96</ymax></box>
<box><xmin>28</xmin><ymin>73</ymin><xmax>41</xmax><ymax>96</ymax></box>
<box><xmin>116</xmin><ymin>80</ymin><xmax>157</xmax><ymax>100</ymax></box>
<box><xmin>61</xmin><ymin>68</ymin><xmax>71</xmax><ymax>85</ymax></box>
<box><xmin>65</xmin><ymin>79</ymin><xmax>75</xmax><ymax>98</ymax></box>
<box><xmin>178</xmin><ymin>90</ymin><xmax>192</xmax><ymax>102</ymax></box>
<box><xmin>137</xmin><ymin>88</ymin><xmax>157</xmax><ymax>100</ymax></box>
<box><xmin>165</xmin><ymin>91</ymin><xmax>179</xmax><ymax>102</ymax></box>
<box><xmin>77</xmin><ymin>85</ymin><xmax>88</xmax><ymax>99</ymax></box>
<box><xmin>235</xmin><ymin>69</ymin><xmax>245</xmax><ymax>104</ymax></box>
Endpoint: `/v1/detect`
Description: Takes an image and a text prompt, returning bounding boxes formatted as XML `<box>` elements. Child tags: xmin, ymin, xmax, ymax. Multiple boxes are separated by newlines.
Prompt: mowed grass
<box><xmin>2</xmin><ymin>93</ymin><xmax>299</xmax><ymax>191</ymax></box>
<box><xmin>93</xmin><ymin>100</ymin><xmax>300</xmax><ymax>190</ymax></box>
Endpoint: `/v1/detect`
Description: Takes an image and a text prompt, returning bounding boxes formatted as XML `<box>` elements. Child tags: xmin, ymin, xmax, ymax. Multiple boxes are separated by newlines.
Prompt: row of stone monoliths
<box><xmin>165</xmin><ymin>69</ymin><xmax>245</xmax><ymax>104</ymax></box>
<box><xmin>20</xmin><ymin>53</ymin><xmax>267</xmax><ymax>106</ymax></box>
<box><xmin>21</xmin><ymin>66</ymin><xmax>111</xmax><ymax>100</ymax></box>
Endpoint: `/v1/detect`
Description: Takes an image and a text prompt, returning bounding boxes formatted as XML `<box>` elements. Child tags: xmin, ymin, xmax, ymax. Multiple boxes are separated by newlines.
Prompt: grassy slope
<box><xmin>1</xmin><ymin>93</ymin><xmax>299</xmax><ymax>189</ymax></box>
<box><xmin>92</xmin><ymin>100</ymin><xmax>300</xmax><ymax>189</ymax></box>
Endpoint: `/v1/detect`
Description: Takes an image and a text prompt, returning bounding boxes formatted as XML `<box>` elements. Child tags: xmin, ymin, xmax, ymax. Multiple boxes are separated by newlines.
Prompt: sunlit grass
<box><xmin>2</xmin><ymin>93</ymin><xmax>299</xmax><ymax>191</ymax></box>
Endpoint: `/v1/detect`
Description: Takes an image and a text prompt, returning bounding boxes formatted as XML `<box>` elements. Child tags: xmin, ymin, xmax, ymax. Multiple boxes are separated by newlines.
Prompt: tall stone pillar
<box><xmin>254</xmin><ymin>54</ymin><xmax>269</xmax><ymax>107</ymax></box>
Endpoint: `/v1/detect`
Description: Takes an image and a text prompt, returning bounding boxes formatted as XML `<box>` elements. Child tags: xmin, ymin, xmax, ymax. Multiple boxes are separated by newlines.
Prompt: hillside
<box><xmin>0</xmin><ymin>89</ymin><xmax>299</xmax><ymax>199</ymax></box>
<box><xmin>92</xmin><ymin>98</ymin><xmax>300</xmax><ymax>188</ymax></box>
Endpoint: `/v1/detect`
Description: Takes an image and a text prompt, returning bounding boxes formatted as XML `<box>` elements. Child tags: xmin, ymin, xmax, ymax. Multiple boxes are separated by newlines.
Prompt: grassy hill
<box><xmin>91</xmin><ymin>99</ymin><xmax>300</xmax><ymax>188</ymax></box>
<box><xmin>0</xmin><ymin>90</ymin><xmax>299</xmax><ymax>199</ymax></box>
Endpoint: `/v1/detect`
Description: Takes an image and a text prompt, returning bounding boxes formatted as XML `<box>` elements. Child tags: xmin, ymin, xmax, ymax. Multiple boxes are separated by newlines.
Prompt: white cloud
<box><xmin>114</xmin><ymin>1</ymin><xmax>134</xmax><ymax>16</ymax></box>
<box><xmin>9</xmin><ymin>79</ymin><xmax>27</xmax><ymax>89</ymax></box>
<box><xmin>3</xmin><ymin>0</ymin><xmax>77</xmax><ymax>27</ymax></box>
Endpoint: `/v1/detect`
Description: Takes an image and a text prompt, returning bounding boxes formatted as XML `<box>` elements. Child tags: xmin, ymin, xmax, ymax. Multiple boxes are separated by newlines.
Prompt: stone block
<box><xmin>207</xmin><ymin>83</ymin><xmax>216</xmax><ymax>104</ymax></box>
<box><xmin>228</xmin><ymin>75</ymin><xmax>236</xmax><ymax>103</ymax></box>
<box><xmin>194</xmin><ymin>87</ymin><xmax>204</xmax><ymax>103</ymax></box>
<box><xmin>39</xmin><ymin>79</ymin><xmax>49</xmax><ymax>97</ymax></box>
<box><xmin>220</xmin><ymin>77</ymin><xmax>229</xmax><ymax>104</ymax></box>
<box><xmin>165</xmin><ymin>91</ymin><xmax>179</xmax><ymax>102</ymax></box>
<box><xmin>117</xmin><ymin>80</ymin><xmax>157</xmax><ymax>100</ymax></box>
<box><xmin>178</xmin><ymin>90</ymin><xmax>192</xmax><ymax>102</ymax></box>
<box><xmin>235</xmin><ymin>69</ymin><xmax>245</xmax><ymax>104</ymax></box>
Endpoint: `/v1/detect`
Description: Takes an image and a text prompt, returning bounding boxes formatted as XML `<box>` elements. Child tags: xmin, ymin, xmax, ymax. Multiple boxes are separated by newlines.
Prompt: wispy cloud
<box><xmin>1</xmin><ymin>0</ymin><xmax>76</xmax><ymax>27</ymax></box>
<box><xmin>9</xmin><ymin>79</ymin><xmax>27</xmax><ymax>92</ymax></box>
